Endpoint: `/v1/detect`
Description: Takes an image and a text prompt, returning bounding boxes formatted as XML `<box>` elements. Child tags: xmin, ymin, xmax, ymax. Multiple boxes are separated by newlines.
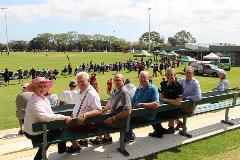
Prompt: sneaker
<box><xmin>102</xmin><ymin>137</ymin><xmax>113</xmax><ymax>144</ymax></box>
<box><xmin>77</xmin><ymin>139</ymin><xmax>88</xmax><ymax>147</ymax></box>
<box><xmin>124</xmin><ymin>133</ymin><xmax>136</xmax><ymax>142</ymax></box>
<box><xmin>148</xmin><ymin>131</ymin><xmax>163</xmax><ymax>138</ymax></box>
<box><xmin>66</xmin><ymin>146</ymin><xmax>81</xmax><ymax>153</ymax></box>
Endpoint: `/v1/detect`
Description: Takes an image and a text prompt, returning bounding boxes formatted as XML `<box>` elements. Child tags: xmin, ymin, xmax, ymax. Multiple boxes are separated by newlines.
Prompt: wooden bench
<box><xmin>30</xmin><ymin>91</ymin><xmax>240</xmax><ymax>160</ymax></box>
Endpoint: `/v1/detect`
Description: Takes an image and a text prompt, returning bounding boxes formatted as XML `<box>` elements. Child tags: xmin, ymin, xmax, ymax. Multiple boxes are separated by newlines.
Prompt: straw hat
<box><xmin>26</xmin><ymin>77</ymin><xmax>53</xmax><ymax>92</ymax></box>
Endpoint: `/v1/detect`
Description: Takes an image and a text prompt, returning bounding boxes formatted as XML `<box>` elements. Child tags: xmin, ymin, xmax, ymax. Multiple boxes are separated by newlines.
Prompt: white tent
<box><xmin>203</xmin><ymin>52</ymin><xmax>220</xmax><ymax>60</ymax></box>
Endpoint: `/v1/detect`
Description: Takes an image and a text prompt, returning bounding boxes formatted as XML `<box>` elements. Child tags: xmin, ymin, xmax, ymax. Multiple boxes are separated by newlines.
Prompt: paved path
<box><xmin>0</xmin><ymin>107</ymin><xmax>240</xmax><ymax>160</ymax></box>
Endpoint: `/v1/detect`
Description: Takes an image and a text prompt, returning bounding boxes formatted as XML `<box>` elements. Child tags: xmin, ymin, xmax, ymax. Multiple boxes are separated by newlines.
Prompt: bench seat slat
<box><xmin>32</xmin><ymin>125</ymin><xmax>122</xmax><ymax>147</ymax></box>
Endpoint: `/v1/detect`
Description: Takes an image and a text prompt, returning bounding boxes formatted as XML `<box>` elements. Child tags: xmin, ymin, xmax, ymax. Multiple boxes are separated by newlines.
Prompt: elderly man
<box><xmin>16</xmin><ymin>83</ymin><xmax>33</xmax><ymax>135</ymax></box>
<box><xmin>59</xmin><ymin>80</ymin><xmax>78</xmax><ymax>105</ymax></box>
<box><xmin>175</xmin><ymin>66</ymin><xmax>202</xmax><ymax>130</ymax></box>
<box><xmin>212</xmin><ymin>69</ymin><xmax>230</xmax><ymax>91</ymax></box>
<box><xmin>149</xmin><ymin>68</ymin><xmax>183</xmax><ymax>138</ymax></box>
<box><xmin>90</xmin><ymin>74</ymin><xmax>132</xmax><ymax>144</ymax></box>
<box><xmin>126</xmin><ymin>71</ymin><xmax>160</xmax><ymax>141</ymax></box>
<box><xmin>67</xmin><ymin>72</ymin><xmax>102</xmax><ymax>153</ymax></box>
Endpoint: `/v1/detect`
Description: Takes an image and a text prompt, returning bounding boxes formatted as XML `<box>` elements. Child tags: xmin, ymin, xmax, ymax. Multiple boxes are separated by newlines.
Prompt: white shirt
<box><xmin>60</xmin><ymin>90</ymin><xmax>78</xmax><ymax>104</ymax></box>
<box><xmin>72</xmin><ymin>85</ymin><xmax>101</xmax><ymax>118</ymax></box>
<box><xmin>24</xmin><ymin>93</ymin><xmax>66</xmax><ymax>135</ymax></box>
<box><xmin>124</xmin><ymin>83</ymin><xmax>136</xmax><ymax>99</ymax></box>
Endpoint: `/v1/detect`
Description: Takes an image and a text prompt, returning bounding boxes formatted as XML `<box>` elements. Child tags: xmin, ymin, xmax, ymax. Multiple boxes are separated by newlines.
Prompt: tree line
<box><xmin>0</xmin><ymin>30</ymin><xmax>196</xmax><ymax>52</ymax></box>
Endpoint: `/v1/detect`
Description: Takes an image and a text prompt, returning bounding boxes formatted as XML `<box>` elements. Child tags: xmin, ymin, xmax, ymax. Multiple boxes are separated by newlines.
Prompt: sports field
<box><xmin>0</xmin><ymin>52</ymin><xmax>239</xmax><ymax>130</ymax></box>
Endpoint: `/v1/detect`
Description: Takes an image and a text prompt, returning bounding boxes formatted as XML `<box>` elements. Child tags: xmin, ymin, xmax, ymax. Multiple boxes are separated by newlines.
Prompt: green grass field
<box><xmin>0</xmin><ymin>52</ymin><xmax>239</xmax><ymax>129</ymax></box>
<box><xmin>137</xmin><ymin>129</ymin><xmax>240</xmax><ymax>160</ymax></box>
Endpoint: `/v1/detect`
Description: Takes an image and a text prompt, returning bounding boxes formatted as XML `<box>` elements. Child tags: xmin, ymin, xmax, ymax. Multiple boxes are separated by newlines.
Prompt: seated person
<box><xmin>90</xmin><ymin>74</ymin><xmax>131</xmax><ymax>144</ymax></box>
<box><xmin>23</xmin><ymin>77</ymin><xmax>71</xmax><ymax>160</ymax></box>
<box><xmin>66</xmin><ymin>72</ymin><xmax>102</xmax><ymax>153</ymax></box>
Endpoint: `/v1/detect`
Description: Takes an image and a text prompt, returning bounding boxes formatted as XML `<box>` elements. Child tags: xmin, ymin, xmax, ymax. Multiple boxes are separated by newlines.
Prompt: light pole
<box><xmin>1</xmin><ymin>7</ymin><xmax>9</xmax><ymax>55</ymax></box>
<box><xmin>148</xmin><ymin>8</ymin><xmax>151</xmax><ymax>53</ymax></box>
<box><xmin>112</xmin><ymin>30</ymin><xmax>115</xmax><ymax>52</ymax></box>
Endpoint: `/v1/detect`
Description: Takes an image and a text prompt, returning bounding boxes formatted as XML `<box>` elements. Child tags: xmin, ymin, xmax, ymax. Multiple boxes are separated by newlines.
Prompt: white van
<box><xmin>190</xmin><ymin>61</ymin><xmax>223</xmax><ymax>77</ymax></box>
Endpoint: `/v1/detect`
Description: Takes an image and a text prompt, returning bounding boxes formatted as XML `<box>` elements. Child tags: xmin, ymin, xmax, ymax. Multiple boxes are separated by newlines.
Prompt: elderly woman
<box><xmin>212</xmin><ymin>69</ymin><xmax>230</xmax><ymax>91</ymax></box>
<box><xmin>23</xmin><ymin>77</ymin><xmax>71</xmax><ymax>160</ymax></box>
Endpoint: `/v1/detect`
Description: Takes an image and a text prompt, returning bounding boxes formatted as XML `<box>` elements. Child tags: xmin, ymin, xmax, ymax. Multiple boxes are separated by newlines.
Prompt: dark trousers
<box><xmin>152</xmin><ymin>109</ymin><xmax>182</xmax><ymax>132</ymax></box>
<box><xmin>24</xmin><ymin>129</ymin><xmax>66</xmax><ymax>160</ymax></box>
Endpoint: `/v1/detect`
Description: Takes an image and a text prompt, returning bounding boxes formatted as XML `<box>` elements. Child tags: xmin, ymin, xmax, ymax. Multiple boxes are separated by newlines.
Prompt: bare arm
<box><xmin>135</xmin><ymin>102</ymin><xmax>160</xmax><ymax>109</ymax></box>
<box><xmin>161</xmin><ymin>97</ymin><xmax>182</xmax><ymax>106</ymax></box>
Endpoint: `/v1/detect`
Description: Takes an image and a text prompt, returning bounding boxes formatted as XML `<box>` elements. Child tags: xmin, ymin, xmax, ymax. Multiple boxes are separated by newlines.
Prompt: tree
<box><xmin>168</xmin><ymin>37</ymin><xmax>177</xmax><ymax>46</ymax></box>
<box><xmin>140</xmin><ymin>31</ymin><xmax>164</xmax><ymax>44</ymax></box>
<box><xmin>172</xmin><ymin>30</ymin><xmax>196</xmax><ymax>45</ymax></box>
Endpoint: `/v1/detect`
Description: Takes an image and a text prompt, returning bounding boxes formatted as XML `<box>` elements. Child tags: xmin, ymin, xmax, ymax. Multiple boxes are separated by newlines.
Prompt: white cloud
<box><xmin>2</xmin><ymin>0</ymin><xmax>240</xmax><ymax>43</ymax></box>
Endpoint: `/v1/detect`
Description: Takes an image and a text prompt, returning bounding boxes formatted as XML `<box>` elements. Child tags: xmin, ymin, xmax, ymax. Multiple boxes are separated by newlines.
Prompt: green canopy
<box><xmin>167</xmin><ymin>51</ymin><xmax>178</xmax><ymax>56</ymax></box>
<box><xmin>153</xmin><ymin>50</ymin><xmax>160</xmax><ymax>53</ymax></box>
<box><xmin>178</xmin><ymin>56</ymin><xmax>197</xmax><ymax>62</ymax></box>
<box><xmin>133</xmin><ymin>50</ymin><xmax>153</xmax><ymax>57</ymax></box>
<box><xmin>158</xmin><ymin>50</ymin><xmax>168</xmax><ymax>56</ymax></box>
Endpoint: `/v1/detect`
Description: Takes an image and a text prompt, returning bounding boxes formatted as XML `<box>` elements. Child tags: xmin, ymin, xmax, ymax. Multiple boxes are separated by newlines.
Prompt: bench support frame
<box><xmin>179</xmin><ymin>117</ymin><xmax>192</xmax><ymax>138</ymax></box>
<box><xmin>42</xmin><ymin>124</ymin><xmax>48</xmax><ymax>160</ymax></box>
<box><xmin>117</xmin><ymin>130</ymin><xmax>129</xmax><ymax>157</ymax></box>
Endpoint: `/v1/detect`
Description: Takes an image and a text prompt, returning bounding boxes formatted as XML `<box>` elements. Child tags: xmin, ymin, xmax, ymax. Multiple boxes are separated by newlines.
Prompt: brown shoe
<box><xmin>175</xmin><ymin>121</ymin><xmax>184</xmax><ymax>130</ymax></box>
<box><xmin>167</xmin><ymin>127</ymin><xmax>175</xmax><ymax>134</ymax></box>
<box><xmin>77</xmin><ymin>139</ymin><xmax>88</xmax><ymax>147</ymax></box>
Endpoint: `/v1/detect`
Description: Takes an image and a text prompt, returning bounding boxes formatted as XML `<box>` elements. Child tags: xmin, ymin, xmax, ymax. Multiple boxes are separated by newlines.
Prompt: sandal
<box><xmin>175</xmin><ymin>121</ymin><xmax>184</xmax><ymax>130</ymax></box>
<box><xmin>89</xmin><ymin>137</ymin><xmax>103</xmax><ymax>145</ymax></box>
<box><xmin>77</xmin><ymin>139</ymin><xmax>88</xmax><ymax>146</ymax></box>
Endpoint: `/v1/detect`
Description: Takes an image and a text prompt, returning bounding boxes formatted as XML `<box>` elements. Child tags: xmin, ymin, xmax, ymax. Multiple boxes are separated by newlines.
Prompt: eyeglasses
<box><xmin>36</xmin><ymin>84</ymin><xmax>48</xmax><ymax>89</ymax></box>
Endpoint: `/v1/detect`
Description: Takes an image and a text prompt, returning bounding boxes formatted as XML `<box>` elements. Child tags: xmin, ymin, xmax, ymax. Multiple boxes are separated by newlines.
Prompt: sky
<box><xmin>0</xmin><ymin>0</ymin><xmax>240</xmax><ymax>44</ymax></box>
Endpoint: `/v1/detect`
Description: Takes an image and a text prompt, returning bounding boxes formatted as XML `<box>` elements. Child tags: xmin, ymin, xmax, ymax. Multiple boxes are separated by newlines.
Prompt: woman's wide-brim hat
<box><xmin>26</xmin><ymin>77</ymin><xmax>53</xmax><ymax>92</ymax></box>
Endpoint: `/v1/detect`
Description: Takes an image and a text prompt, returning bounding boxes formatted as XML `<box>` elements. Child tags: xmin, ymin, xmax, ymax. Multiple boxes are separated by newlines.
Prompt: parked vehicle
<box><xmin>190</xmin><ymin>61</ymin><xmax>224</xmax><ymax>77</ymax></box>
<box><xmin>218</xmin><ymin>57</ymin><xmax>231</xmax><ymax>71</ymax></box>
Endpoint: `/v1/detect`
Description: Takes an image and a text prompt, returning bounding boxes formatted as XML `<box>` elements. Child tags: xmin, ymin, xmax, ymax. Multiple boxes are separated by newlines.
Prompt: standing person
<box><xmin>23</xmin><ymin>77</ymin><xmax>72</xmax><ymax>160</ymax></box>
<box><xmin>16</xmin><ymin>83</ymin><xmax>33</xmax><ymax>135</ymax></box>
<box><xmin>212</xmin><ymin>70</ymin><xmax>230</xmax><ymax>91</ymax></box>
<box><xmin>126</xmin><ymin>71</ymin><xmax>160</xmax><ymax>141</ymax></box>
<box><xmin>59</xmin><ymin>80</ymin><xmax>78</xmax><ymax>105</ymax></box>
<box><xmin>66</xmin><ymin>72</ymin><xmax>102</xmax><ymax>153</ymax></box>
<box><xmin>3</xmin><ymin>68</ymin><xmax>10</xmax><ymax>86</ymax></box>
<box><xmin>68</xmin><ymin>63</ymin><xmax>72</xmax><ymax>76</ymax></box>
<box><xmin>90</xmin><ymin>74</ymin><xmax>131</xmax><ymax>144</ymax></box>
<box><xmin>149</xmin><ymin>68</ymin><xmax>183</xmax><ymax>138</ymax></box>
<box><xmin>90</xmin><ymin>72</ymin><xmax>99</xmax><ymax>93</ymax></box>
<box><xmin>107</xmin><ymin>78</ymin><xmax>113</xmax><ymax>95</ymax></box>
<box><xmin>159</xmin><ymin>63</ymin><xmax>164</xmax><ymax>76</ymax></box>
<box><xmin>18</xmin><ymin>67</ymin><xmax>24</xmax><ymax>85</ymax></box>
<box><xmin>30</xmin><ymin>66</ymin><xmax>37</xmax><ymax>80</ymax></box>
<box><xmin>177</xmin><ymin>66</ymin><xmax>202</xmax><ymax>130</ymax></box>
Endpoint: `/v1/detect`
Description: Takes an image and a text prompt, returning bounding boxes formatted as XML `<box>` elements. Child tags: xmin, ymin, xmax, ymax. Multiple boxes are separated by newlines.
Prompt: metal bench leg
<box><xmin>221</xmin><ymin>108</ymin><xmax>234</xmax><ymax>126</ymax></box>
<box><xmin>42</xmin><ymin>124</ymin><xmax>48</xmax><ymax>160</ymax></box>
<box><xmin>117</xmin><ymin>130</ymin><xmax>129</xmax><ymax>157</ymax></box>
<box><xmin>179</xmin><ymin>117</ymin><xmax>192</xmax><ymax>138</ymax></box>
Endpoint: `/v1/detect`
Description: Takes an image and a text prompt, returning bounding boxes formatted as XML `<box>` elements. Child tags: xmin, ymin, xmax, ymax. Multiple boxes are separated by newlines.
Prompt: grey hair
<box><xmin>76</xmin><ymin>72</ymin><xmax>90</xmax><ymax>80</ymax></box>
<box><xmin>139</xmin><ymin>71</ymin><xmax>150</xmax><ymax>79</ymax></box>
<box><xmin>219</xmin><ymin>69</ymin><xmax>227</xmax><ymax>77</ymax></box>
<box><xmin>185</xmin><ymin>66</ymin><xmax>194</xmax><ymax>72</ymax></box>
